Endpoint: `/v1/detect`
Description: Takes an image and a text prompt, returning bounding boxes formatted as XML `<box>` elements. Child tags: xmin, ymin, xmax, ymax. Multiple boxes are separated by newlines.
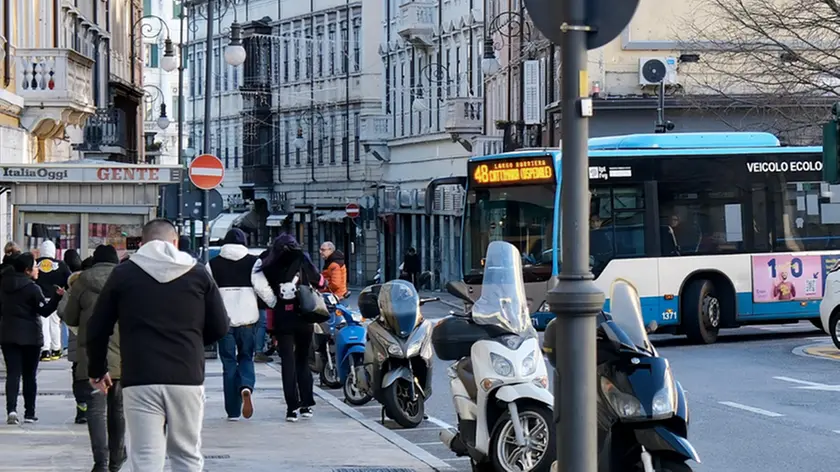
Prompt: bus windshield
<box><xmin>463</xmin><ymin>184</ymin><xmax>555</xmax><ymax>284</ymax></box>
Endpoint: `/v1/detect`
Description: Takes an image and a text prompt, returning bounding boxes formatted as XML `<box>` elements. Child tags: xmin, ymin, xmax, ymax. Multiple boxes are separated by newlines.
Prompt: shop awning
<box><xmin>318</xmin><ymin>210</ymin><xmax>348</xmax><ymax>222</ymax></box>
<box><xmin>208</xmin><ymin>212</ymin><xmax>245</xmax><ymax>241</ymax></box>
<box><xmin>266</xmin><ymin>214</ymin><xmax>289</xmax><ymax>227</ymax></box>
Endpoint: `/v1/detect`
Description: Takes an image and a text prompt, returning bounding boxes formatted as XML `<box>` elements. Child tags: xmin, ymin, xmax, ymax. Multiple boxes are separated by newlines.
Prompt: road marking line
<box><xmin>718</xmin><ymin>401</ymin><xmax>784</xmax><ymax>417</ymax></box>
<box><xmin>425</xmin><ymin>415</ymin><xmax>456</xmax><ymax>430</ymax></box>
<box><xmin>833</xmin><ymin>430</ymin><xmax>840</xmax><ymax>434</ymax></box>
<box><xmin>773</xmin><ymin>376</ymin><xmax>828</xmax><ymax>387</ymax></box>
<box><xmin>416</xmin><ymin>441</ymin><xmax>443</xmax><ymax>446</ymax></box>
<box><xmin>807</xmin><ymin>336</ymin><xmax>829</xmax><ymax>341</ymax></box>
<box><xmin>444</xmin><ymin>457</ymin><xmax>471</xmax><ymax>461</ymax></box>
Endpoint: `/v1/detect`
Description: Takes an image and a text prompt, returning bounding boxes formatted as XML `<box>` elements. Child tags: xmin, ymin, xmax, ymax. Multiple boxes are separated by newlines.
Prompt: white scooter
<box><xmin>431</xmin><ymin>241</ymin><xmax>555</xmax><ymax>472</ymax></box>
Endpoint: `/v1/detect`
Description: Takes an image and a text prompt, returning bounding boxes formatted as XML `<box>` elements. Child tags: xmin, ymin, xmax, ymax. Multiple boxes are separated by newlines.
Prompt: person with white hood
<box><xmin>35</xmin><ymin>240</ymin><xmax>71</xmax><ymax>361</ymax></box>
<box><xmin>206</xmin><ymin>228</ymin><xmax>263</xmax><ymax>421</ymax></box>
<box><xmin>86</xmin><ymin>219</ymin><xmax>229</xmax><ymax>472</ymax></box>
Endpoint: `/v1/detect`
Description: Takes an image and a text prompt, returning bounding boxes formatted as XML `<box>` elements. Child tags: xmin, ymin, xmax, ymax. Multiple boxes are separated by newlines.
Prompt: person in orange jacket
<box><xmin>319</xmin><ymin>242</ymin><xmax>348</xmax><ymax>298</ymax></box>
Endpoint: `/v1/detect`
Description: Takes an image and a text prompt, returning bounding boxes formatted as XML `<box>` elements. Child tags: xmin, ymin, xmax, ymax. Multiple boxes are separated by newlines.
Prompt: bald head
<box><xmin>142</xmin><ymin>219</ymin><xmax>179</xmax><ymax>245</ymax></box>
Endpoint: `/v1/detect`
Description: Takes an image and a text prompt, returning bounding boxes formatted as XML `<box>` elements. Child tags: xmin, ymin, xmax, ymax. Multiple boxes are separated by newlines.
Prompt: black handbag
<box><xmin>295</xmin><ymin>271</ymin><xmax>330</xmax><ymax>324</ymax></box>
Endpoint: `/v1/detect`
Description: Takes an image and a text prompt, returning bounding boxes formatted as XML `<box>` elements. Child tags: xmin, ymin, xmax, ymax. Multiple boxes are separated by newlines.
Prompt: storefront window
<box><xmin>88</xmin><ymin>215</ymin><xmax>145</xmax><ymax>259</ymax></box>
<box><xmin>23</xmin><ymin>213</ymin><xmax>82</xmax><ymax>259</ymax></box>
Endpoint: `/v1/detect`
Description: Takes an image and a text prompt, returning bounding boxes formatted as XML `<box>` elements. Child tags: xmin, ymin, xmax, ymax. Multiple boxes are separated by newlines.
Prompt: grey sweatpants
<box><xmin>123</xmin><ymin>384</ymin><xmax>205</xmax><ymax>472</ymax></box>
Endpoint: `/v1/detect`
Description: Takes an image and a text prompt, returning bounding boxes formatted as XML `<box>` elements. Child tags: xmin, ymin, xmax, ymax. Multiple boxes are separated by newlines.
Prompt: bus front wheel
<box><xmin>682</xmin><ymin>279</ymin><xmax>720</xmax><ymax>344</ymax></box>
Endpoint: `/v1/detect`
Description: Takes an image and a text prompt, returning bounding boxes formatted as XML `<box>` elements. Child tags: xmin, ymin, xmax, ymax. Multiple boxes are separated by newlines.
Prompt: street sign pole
<box><xmin>523</xmin><ymin>0</ymin><xmax>639</xmax><ymax>470</ymax></box>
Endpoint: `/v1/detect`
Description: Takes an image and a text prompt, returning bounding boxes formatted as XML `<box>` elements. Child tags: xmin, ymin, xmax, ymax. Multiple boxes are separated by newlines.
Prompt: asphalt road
<box><xmin>330</xmin><ymin>293</ymin><xmax>840</xmax><ymax>471</ymax></box>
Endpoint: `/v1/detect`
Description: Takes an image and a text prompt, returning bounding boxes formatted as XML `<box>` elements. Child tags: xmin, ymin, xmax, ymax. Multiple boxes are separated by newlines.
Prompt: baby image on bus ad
<box><xmin>752</xmin><ymin>254</ymin><xmax>823</xmax><ymax>302</ymax></box>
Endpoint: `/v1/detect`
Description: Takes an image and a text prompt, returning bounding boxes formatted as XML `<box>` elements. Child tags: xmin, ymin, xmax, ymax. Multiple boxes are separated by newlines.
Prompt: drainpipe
<box><xmin>2</xmin><ymin>0</ymin><xmax>10</xmax><ymax>87</ymax></box>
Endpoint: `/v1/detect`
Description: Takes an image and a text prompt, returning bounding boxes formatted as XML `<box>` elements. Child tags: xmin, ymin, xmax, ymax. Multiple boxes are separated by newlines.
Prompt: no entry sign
<box><xmin>345</xmin><ymin>203</ymin><xmax>361</xmax><ymax>219</ymax></box>
<box><xmin>188</xmin><ymin>154</ymin><xmax>225</xmax><ymax>190</ymax></box>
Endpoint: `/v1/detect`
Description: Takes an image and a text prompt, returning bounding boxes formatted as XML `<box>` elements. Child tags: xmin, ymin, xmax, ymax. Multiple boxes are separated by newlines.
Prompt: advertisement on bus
<box><xmin>752</xmin><ymin>254</ymin><xmax>824</xmax><ymax>302</ymax></box>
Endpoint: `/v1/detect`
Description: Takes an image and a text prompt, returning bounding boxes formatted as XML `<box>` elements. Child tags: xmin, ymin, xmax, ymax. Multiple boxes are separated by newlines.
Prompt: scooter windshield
<box><xmin>607</xmin><ymin>279</ymin><xmax>652</xmax><ymax>352</ymax></box>
<box><xmin>377</xmin><ymin>279</ymin><xmax>421</xmax><ymax>338</ymax></box>
<box><xmin>472</xmin><ymin>241</ymin><xmax>530</xmax><ymax>334</ymax></box>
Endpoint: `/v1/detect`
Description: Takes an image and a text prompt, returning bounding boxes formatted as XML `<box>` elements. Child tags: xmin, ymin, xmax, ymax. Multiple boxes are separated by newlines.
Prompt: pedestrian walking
<box><xmin>0</xmin><ymin>242</ymin><xmax>21</xmax><ymax>285</ymax></box>
<box><xmin>401</xmin><ymin>247</ymin><xmax>422</xmax><ymax>288</ymax></box>
<box><xmin>0</xmin><ymin>253</ymin><xmax>64</xmax><ymax>424</ymax></box>
<box><xmin>253</xmin><ymin>248</ymin><xmax>274</xmax><ymax>363</ymax></box>
<box><xmin>86</xmin><ymin>219</ymin><xmax>228</xmax><ymax>472</ymax></box>
<box><xmin>63</xmin><ymin>245</ymin><xmax>124</xmax><ymax>471</ymax></box>
<box><xmin>59</xmin><ymin>249</ymin><xmax>89</xmax><ymax>424</ymax></box>
<box><xmin>206</xmin><ymin>229</ymin><xmax>261</xmax><ymax>421</ymax></box>
<box><xmin>319</xmin><ymin>241</ymin><xmax>348</xmax><ymax>298</ymax></box>
<box><xmin>252</xmin><ymin>233</ymin><xmax>326</xmax><ymax>422</ymax></box>
<box><xmin>35</xmin><ymin>240</ymin><xmax>71</xmax><ymax>361</ymax></box>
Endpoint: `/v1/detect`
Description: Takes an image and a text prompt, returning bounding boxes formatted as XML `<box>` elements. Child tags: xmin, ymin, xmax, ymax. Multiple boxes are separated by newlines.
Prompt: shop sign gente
<box><xmin>0</xmin><ymin>165</ymin><xmax>180</xmax><ymax>184</ymax></box>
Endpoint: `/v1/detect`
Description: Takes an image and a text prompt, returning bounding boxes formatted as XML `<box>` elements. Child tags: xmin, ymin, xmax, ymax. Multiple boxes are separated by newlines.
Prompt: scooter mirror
<box><xmin>645</xmin><ymin>321</ymin><xmax>658</xmax><ymax>334</ymax></box>
<box><xmin>357</xmin><ymin>284</ymin><xmax>382</xmax><ymax>320</ymax></box>
<box><xmin>445</xmin><ymin>281</ymin><xmax>473</xmax><ymax>303</ymax></box>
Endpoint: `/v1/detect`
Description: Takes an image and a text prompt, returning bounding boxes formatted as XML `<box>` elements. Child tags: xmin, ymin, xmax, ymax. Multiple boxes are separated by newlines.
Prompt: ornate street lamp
<box><xmin>481</xmin><ymin>11</ymin><xmax>533</xmax><ymax>77</ymax></box>
<box><xmin>143</xmin><ymin>84</ymin><xmax>170</xmax><ymax>130</ymax></box>
<box><xmin>411</xmin><ymin>63</ymin><xmax>451</xmax><ymax>112</ymax></box>
<box><xmin>133</xmin><ymin>15</ymin><xmax>178</xmax><ymax>74</ymax></box>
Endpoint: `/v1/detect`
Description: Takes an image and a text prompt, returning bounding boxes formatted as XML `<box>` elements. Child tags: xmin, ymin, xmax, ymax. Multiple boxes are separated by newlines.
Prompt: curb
<box><xmin>792</xmin><ymin>342</ymin><xmax>840</xmax><ymax>362</ymax></box>
<box><xmin>265</xmin><ymin>363</ymin><xmax>455</xmax><ymax>472</ymax></box>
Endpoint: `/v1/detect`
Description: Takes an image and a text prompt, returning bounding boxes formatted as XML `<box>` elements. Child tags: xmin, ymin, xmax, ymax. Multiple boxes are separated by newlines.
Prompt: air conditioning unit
<box><xmin>638</xmin><ymin>57</ymin><xmax>678</xmax><ymax>86</ymax></box>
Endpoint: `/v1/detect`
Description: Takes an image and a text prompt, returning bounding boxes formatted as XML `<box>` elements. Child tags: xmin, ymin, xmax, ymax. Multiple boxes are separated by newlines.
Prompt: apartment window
<box><xmin>188</xmin><ymin>53</ymin><xmax>195</xmax><ymax>98</ymax></box>
<box><xmin>213</xmin><ymin>41</ymin><xmax>221</xmax><ymax>93</ymax></box>
<box><xmin>339</xmin><ymin>20</ymin><xmax>348</xmax><ymax>74</ymax></box>
<box><xmin>305</xmin><ymin>35</ymin><xmax>313</xmax><ymax>79</ymax></box>
<box><xmin>284</xmin><ymin>119</ymin><xmax>290</xmax><ymax>166</ymax></box>
<box><xmin>293</xmin><ymin>31</ymin><xmax>301</xmax><ymax>81</ymax></box>
<box><xmin>316</xmin><ymin>26</ymin><xmax>324</xmax><ymax>76</ymax></box>
<box><xmin>223</xmin><ymin>63</ymin><xmax>229</xmax><ymax>91</ymax></box>
<box><xmin>353</xmin><ymin>112</ymin><xmax>361</xmax><ymax>163</ymax></box>
<box><xmin>283</xmin><ymin>39</ymin><xmax>290</xmax><ymax>82</ymax></box>
<box><xmin>171</xmin><ymin>93</ymin><xmax>179</xmax><ymax>120</ymax></box>
<box><xmin>455</xmin><ymin>45</ymin><xmax>462</xmax><ymax>96</ymax></box>
<box><xmin>318</xmin><ymin>123</ymin><xmax>325</xmax><ymax>165</ymax></box>
<box><xmin>352</xmin><ymin>18</ymin><xmax>361</xmax><ymax>72</ymax></box>
<box><xmin>341</xmin><ymin>115</ymin><xmax>349</xmax><ymax>163</ymax></box>
<box><xmin>146</xmin><ymin>44</ymin><xmax>159</xmax><ymax>68</ymax></box>
<box><xmin>197</xmin><ymin>52</ymin><xmax>204</xmax><ymax>95</ymax></box>
<box><xmin>329</xmin><ymin>115</ymin><xmax>336</xmax><ymax>164</ymax></box>
<box><xmin>232</xmin><ymin>64</ymin><xmax>239</xmax><ymax>89</ymax></box>
<box><xmin>328</xmin><ymin>24</ymin><xmax>336</xmax><ymax>75</ymax></box>
<box><xmin>270</xmin><ymin>40</ymin><xmax>280</xmax><ymax>84</ymax></box>
<box><xmin>172</xmin><ymin>0</ymin><xmax>181</xmax><ymax>18</ymax></box>
<box><xmin>445</xmin><ymin>49</ymin><xmax>452</xmax><ymax>97</ymax></box>
<box><xmin>399</xmin><ymin>61</ymin><xmax>405</xmax><ymax>136</ymax></box>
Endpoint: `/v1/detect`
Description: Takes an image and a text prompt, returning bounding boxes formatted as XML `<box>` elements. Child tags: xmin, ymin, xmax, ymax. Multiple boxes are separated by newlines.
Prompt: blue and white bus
<box><xmin>429</xmin><ymin>132</ymin><xmax>840</xmax><ymax>344</ymax></box>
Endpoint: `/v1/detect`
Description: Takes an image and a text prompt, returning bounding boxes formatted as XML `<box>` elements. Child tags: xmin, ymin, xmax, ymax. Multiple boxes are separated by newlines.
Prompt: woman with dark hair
<box><xmin>0</xmin><ymin>253</ymin><xmax>64</xmax><ymax>424</ymax></box>
<box><xmin>252</xmin><ymin>233</ymin><xmax>326</xmax><ymax>422</ymax></box>
<box><xmin>63</xmin><ymin>249</ymin><xmax>83</xmax><ymax>273</ymax></box>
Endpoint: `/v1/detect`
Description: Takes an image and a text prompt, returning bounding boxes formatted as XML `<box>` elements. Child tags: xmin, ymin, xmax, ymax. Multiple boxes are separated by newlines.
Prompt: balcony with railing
<box><xmin>74</xmin><ymin>108</ymin><xmax>138</xmax><ymax>162</ymax></box>
<box><xmin>16</xmin><ymin>48</ymin><xmax>95</xmax><ymax>138</ymax></box>
<box><xmin>445</xmin><ymin>97</ymin><xmax>483</xmax><ymax>136</ymax></box>
<box><xmin>360</xmin><ymin>114</ymin><xmax>392</xmax><ymax>162</ymax></box>
<box><xmin>397</xmin><ymin>2</ymin><xmax>436</xmax><ymax>47</ymax></box>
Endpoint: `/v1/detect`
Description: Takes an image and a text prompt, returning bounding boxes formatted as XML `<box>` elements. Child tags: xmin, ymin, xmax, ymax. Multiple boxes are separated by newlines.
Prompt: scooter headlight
<box><xmin>600</xmin><ymin>376</ymin><xmax>644</xmax><ymax>419</ymax></box>
<box><xmin>490</xmin><ymin>353</ymin><xmax>514</xmax><ymax>377</ymax></box>
<box><xmin>350</xmin><ymin>312</ymin><xmax>363</xmax><ymax>323</ymax></box>
<box><xmin>387</xmin><ymin>343</ymin><xmax>404</xmax><ymax>357</ymax></box>
<box><xmin>650</xmin><ymin>370</ymin><xmax>677</xmax><ymax>418</ymax></box>
<box><xmin>406</xmin><ymin>338</ymin><xmax>424</xmax><ymax>357</ymax></box>
<box><xmin>521</xmin><ymin>352</ymin><xmax>537</xmax><ymax>376</ymax></box>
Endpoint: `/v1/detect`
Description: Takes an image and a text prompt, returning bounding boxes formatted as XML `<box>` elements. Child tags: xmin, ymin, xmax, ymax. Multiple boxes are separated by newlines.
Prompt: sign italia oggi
<box><xmin>746</xmin><ymin>161</ymin><xmax>823</xmax><ymax>173</ymax></box>
<box><xmin>0</xmin><ymin>166</ymin><xmax>180</xmax><ymax>184</ymax></box>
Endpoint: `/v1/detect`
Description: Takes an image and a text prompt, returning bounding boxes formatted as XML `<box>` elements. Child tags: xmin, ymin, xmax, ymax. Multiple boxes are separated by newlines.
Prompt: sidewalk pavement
<box><xmin>0</xmin><ymin>357</ymin><xmax>445</xmax><ymax>472</ymax></box>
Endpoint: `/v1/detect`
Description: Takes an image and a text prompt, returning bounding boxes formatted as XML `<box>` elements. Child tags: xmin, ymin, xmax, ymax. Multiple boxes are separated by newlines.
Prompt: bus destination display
<box><xmin>469</xmin><ymin>156</ymin><xmax>555</xmax><ymax>187</ymax></box>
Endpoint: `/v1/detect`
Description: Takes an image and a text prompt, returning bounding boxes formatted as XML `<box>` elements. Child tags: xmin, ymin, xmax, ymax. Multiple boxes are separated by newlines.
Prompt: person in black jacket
<box><xmin>86</xmin><ymin>219</ymin><xmax>229</xmax><ymax>471</ymax></box>
<box><xmin>252</xmin><ymin>233</ymin><xmax>326</xmax><ymax>422</ymax></box>
<box><xmin>0</xmin><ymin>252</ymin><xmax>63</xmax><ymax>424</ymax></box>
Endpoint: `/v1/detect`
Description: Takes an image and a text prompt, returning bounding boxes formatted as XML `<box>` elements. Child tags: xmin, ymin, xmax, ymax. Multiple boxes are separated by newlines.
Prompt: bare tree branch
<box><xmin>677</xmin><ymin>0</ymin><xmax>840</xmax><ymax>143</ymax></box>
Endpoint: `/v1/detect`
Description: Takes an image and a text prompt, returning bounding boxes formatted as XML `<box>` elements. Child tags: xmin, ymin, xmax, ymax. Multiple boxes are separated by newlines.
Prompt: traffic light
<box><xmin>823</xmin><ymin>103</ymin><xmax>840</xmax><ymax>184</ymax></box>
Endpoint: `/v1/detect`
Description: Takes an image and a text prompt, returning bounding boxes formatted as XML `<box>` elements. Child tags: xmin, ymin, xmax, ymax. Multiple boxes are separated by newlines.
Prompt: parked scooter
<box><xmin>310</xmin><ymin>292</ymin><xmax>350</xmax><ymax>389</ymax></box>
<box><xmin>354</xmin><ymin>280</ymin><xmax>438</xmax><ymax>428</ymax></box>
<box><xmin>432</xmin><ymin>241</ymin><xmax>555</xmax><ymax>472</ymax></box>
<box><xmin>336</xmin><ymin>305</ymin><xmax>372</xmax><ymax>406</ymax></box>
<box><xmin>543</xmin><ymin>279</ymin><xmax>700</xmax><ymax>472</ymax></box>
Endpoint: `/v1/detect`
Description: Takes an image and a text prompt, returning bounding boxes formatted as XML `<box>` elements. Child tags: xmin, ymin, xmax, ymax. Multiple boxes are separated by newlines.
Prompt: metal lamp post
<box><xmin>143</xmin><ymin>84</ymin><xmax>171</xmax><ymax>131</ymax></box>
<box><xmin>131</xmin><ymin>15</ymin><xmax>179</xmax><ymax>77</ymax></box>
<box><xmin>186</xmin><ymin>0</ymin><xmax>247</xmax><ymax>262</ymax></box>
<box><xmin>411</xmin><ymin>63</ymin><xmax>450</xmax><ymax>113</ymax></box>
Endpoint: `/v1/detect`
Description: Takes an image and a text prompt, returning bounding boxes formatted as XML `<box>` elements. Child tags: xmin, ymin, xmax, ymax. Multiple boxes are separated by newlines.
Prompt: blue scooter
<box><xmin>337</xmin><ymin>305</ymin><xmax>372</xmax><ymax>405</ymax></box>
<box><xmin>311</xmin><ymin>293</ymin><xmax>351</xmax><ymax>388</ymax></box>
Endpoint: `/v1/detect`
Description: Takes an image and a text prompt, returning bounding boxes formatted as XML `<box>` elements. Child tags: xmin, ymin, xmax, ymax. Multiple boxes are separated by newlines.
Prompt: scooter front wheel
<box><xmin>490</xmin><ymin>404</ymin><xmax>555</xmax><ymax>472</ymax></box>
<box><xmin>382</xmin><ymin>379</ymin><xmax>425</xmax><ymax>428</ymax></box>
<box><xmin>320</xmin><ymin>353</ymin><xmax>341</xmax><ymax>389</ymax></box>
<box><xmin>343</xmin><ymin>361</ymin><xmax>372</xmax><ymax>406</ymax></box>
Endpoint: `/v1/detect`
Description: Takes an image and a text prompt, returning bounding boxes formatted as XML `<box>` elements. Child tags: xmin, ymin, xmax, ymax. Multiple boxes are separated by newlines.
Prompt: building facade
<box><xmin>141</xmin><ymin>0</ymin><xmax>185</xmax><ymax>166</ymax></box>
<box><xmin>358</xmin><ymin>0</ymin><xmax>485</xmax><ymax>289</ymax></box>
<box><xmin>185</xmin><ymin>0</ymin><xmax>383</xmax><ymax>284</ymax></box>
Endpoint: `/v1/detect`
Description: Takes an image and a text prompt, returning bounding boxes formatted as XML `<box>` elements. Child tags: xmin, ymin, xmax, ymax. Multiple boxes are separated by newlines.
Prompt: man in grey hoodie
<box><xmin>86</xmin><ymin>219</ymin><xmax>229</xmax><ymax>472</ymax></box>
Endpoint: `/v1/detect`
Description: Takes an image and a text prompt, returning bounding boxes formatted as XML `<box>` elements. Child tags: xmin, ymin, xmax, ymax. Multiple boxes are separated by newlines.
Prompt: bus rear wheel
<box><xmin>682</xmin><ymin>279</ymin><xmax>720</xmax><ymax>345</ymax></box>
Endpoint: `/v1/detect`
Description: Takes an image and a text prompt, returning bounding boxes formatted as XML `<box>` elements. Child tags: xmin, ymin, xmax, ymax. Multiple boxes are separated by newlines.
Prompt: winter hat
<box><xmin>93</xmin><ymin>245</ymin><xmax>120</xmax><ymax>264</ymax></box>
<box><xmin>222</xmin><ymin>228</ymin><xmax>247</xmax><ymax>245</ymax></box>
<box><xmin>63</xmin><ymin>249</ymin><xmax>83</xmax><ymax>272</ymax></box>
<box><xmin>39</xmin><ymin>240</ymin><xmax>57</xmax><ymax>259</ymax></box>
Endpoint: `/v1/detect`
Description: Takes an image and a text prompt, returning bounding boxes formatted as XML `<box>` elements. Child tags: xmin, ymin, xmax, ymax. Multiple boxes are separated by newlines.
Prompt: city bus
<box><xmin>428</xmin><ymin>132</ymin><xmax>840</xmax><ymax>344</ymax></box>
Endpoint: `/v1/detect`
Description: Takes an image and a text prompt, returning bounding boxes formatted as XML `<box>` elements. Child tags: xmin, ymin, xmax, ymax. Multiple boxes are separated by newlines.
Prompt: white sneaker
<box><xmin>226</xmin><ymin>416</ymin><xmax>239</xmax><ymax>422</ymax></box>
<box><xmin>300</xmin><ymin>407</ymin><xmax>313</xmax><ymax>419</ymax></box>
<box><xmin>6</xmin><ymin>412</ymin><xmax>18</xmax><ymax>425</ymax></box>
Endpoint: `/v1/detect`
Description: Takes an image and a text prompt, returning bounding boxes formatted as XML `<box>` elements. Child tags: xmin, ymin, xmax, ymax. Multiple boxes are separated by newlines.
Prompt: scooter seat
<box><xmin>456</xmin><ymin>358</ymin><xmax>477</xmax><ymax>400</ymax></box>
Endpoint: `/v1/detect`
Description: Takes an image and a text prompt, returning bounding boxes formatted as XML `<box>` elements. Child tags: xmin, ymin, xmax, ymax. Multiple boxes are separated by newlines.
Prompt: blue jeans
<box><xmin>217</xmin><ymin>325</ymin><xmax>257</xmax><ymax>418</ymax></box>
<box><xmin>255</xmin><ymin>310</ymin><xmax>267</xmax><ymax>353</ymax></box>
